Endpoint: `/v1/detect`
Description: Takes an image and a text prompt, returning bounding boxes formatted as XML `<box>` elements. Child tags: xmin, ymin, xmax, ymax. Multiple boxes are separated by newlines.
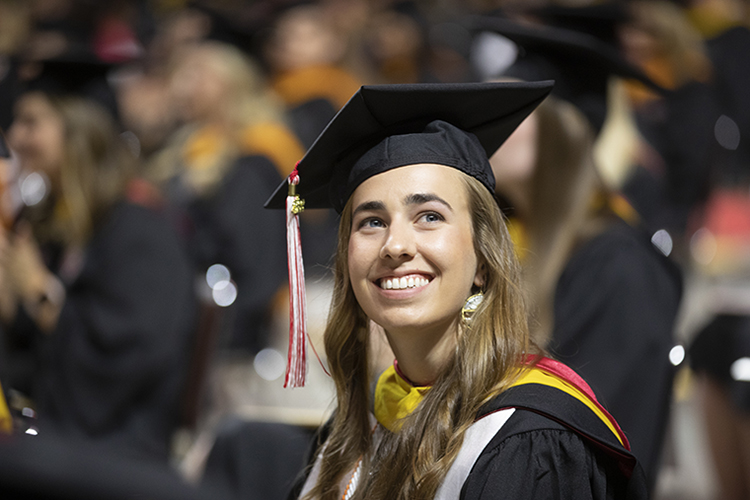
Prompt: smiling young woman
<box><xmin>265</xmin><ymin>82</ymin><xmax>648</xmax><ymax>500</ymax></box>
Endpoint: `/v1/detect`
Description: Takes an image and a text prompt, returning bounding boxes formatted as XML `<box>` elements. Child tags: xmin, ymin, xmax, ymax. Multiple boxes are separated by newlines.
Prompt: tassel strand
<box><xmin>285</xmin><ymin>169</ymin><xmax>308</xmax><ymax>388</ymax></box>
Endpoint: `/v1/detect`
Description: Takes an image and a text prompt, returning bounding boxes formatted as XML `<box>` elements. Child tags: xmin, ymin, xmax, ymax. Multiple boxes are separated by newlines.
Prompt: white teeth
<box><xmin>380</xmin><ymin>276</ymin><xmax>430</xmax><ymax>290</ymax></box>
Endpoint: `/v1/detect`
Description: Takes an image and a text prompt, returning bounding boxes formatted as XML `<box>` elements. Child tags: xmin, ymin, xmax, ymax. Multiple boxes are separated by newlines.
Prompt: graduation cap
<box><xmin>264</xmin><ymin>81</ymin><xmax>553</xmax><ymax>388</ymax></box>
<box><xmin>531</xmin><ymin>2</ymin><xmax>629</xmax><ymax>47</ymax></box>
<box><xmin>20</xmin><ymin>48</ymin><xmax>121</xmax><ymax>121</ymax></box>
<box><xmin>265</xmin><ymin>81</ymin><xmax>554</xmax><ymax>213</ymax></box>
<box><xmin>466</xmin><ymin>15</ymin><xmax>663</xmax><ymax>133</ymax></box>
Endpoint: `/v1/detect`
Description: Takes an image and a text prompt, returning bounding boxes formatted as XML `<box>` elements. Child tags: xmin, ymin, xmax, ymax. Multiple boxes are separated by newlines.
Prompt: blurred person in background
<box><xmin>147</xmin><ymin>40</ymin><xmax>295</xmax><ymax>354</ymax></box>
<box><xmin>263</xmin><ymin>3</ymin><xmax>362</xmax><ymax>150</ymax></box>
<box><xmin>263</xmin><ymin>4</ymin><xmax>363</xmax><ymax>277</ymax></box>
<box><xmin>0</xmin><ymin>89</ymin><xmax>196</xmax><ymax>461</ymax></box>
<box><xmin>619</xmin><ymin>0</ymin><xmax>721</xmax><ymax>243</ymax></box>
<box><xmin>472</xmin><ymin>14</ymin><xmax>683</xmax><ymax>490</ymax></box>
<box><xmin>490</xmin><ymin>95</ymin><xmax>682</xmax><ymax>490</ymax></box>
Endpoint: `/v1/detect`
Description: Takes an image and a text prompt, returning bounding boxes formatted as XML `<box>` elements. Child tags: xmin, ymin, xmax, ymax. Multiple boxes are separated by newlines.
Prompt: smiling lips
<box><xmin>379</xmin><ymin>275</ymin><xmax>431</xmax><ymax>290</ymax></box>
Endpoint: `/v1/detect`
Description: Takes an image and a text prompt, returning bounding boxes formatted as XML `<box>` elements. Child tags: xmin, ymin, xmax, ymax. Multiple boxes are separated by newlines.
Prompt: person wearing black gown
<box><xmin>0</xmin><ymin>91</ymin><xmax>195</xmax><ymax>460</ymax></box>
<box><xmin>264</xmin><ymin>82</ymin><xmax>647</xmax><ymax>499</ymax></box>
<box><xmin>468</xmin><ymin>15</ymin><xmax>683</xmax><ymax>490</ymax></box>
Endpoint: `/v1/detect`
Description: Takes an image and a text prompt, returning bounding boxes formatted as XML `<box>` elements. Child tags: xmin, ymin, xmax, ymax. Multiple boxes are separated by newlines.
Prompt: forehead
<box><xmin>350</xmin><ymin>163</ymin><xmax>469</xmax><ymax>206</ymax></box>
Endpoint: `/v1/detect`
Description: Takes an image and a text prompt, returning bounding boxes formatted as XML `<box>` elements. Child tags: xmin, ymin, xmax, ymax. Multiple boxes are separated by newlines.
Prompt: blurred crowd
<box><xmin>1</xmin><ymin>0</ymin><xmax>750</xmax><ymax>499</ymax></box>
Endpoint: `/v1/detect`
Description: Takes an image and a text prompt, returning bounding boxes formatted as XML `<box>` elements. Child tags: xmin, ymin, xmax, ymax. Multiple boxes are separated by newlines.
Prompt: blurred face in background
<box><xmin>170</xmin><ymin>48</ymin><xmax>226</xmax><ymax>123</ymax></box>
<box><xmin>265</xmin><ymin>5</ymin><xmax>344</xmax><ymax>72</ymax></box>
<box><xmin>489</xmin><ymin>111</ymin><xmax>538</xmax><ymax>211</ymax></box>
<box><xmin>8</xmin><ymin>92</ymin><xmax>64</xmax><ymax>182</ymax></box>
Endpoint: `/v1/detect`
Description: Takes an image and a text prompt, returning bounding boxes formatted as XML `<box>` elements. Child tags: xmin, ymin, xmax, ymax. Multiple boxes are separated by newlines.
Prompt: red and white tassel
<box><xmin>285</xmin><ymin>168</ymin><xmax>308</xmax><ymax>388</ymax></box>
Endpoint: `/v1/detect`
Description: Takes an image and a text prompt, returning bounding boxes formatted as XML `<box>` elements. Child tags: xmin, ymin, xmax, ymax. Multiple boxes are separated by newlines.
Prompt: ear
<box><xmin>474</xmin><ymin>261</ymin><xmax>486</xmax><ymax>288</ymax></box>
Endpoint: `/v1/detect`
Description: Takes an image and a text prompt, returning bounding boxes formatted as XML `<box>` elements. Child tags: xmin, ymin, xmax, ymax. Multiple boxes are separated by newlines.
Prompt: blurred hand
<box><xmin>4</xmin><ymin>222</ymin><xmax>49</xmax><ymax>304</ymax></box>
<box><xmin>1</xmin><ymin>222</ymin><xmax>64</xmax><ymax>332</ymax></box>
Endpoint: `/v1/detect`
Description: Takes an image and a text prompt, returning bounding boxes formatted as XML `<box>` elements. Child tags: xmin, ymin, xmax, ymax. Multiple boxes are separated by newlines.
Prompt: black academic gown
<box><xmin>287</xmin><ymin>364</ymin><xmax>647</xmax><ymax>500</ymax></box>
<box><xmin>461</xmin><ymin>383</ymin><xmax>646</xmax><ymax>499</ymax></box>
<box><xmin>549</xmin><ymin>217</ymin><xmax>682</xmax><ymax>489</ymax></box>
<box><xmin>624</xmin><ymin>79</ymin><xmax>721</xmax><ymax>236</ymax></box>
<box><xmin>180</xmin><ymin>154</ymin><xmax>287</xmax><ymax>353</ymax></box>
<box><xmin>34</xmin><ymin>201</ymin><xmax>196</xmax><ymax>460</ymax></box>
<box><xmin>706</xmin><ymin>26</ymin><xmax>750</xmax><ymax>185</ymax></box>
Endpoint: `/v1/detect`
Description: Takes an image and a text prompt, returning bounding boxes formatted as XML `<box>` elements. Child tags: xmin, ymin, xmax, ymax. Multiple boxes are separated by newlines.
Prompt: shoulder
<box><xmin>562</xmin><ymin>219</ymin><xmax>681</xmax><ymax>293</ymax></box>
<box><xmin>458</xmin><ymin>378</ymin><xmax>648</xmax><ymax>499</ymax></box>
<box><xmin>462</xmin><ymin>410</ymin><xmax>633</xmax><ymax>500</ymax></box>
<box><xmin>90</xmin><ymin>202</ymin><xmax>186</xmax><ymax>264</ymax></box>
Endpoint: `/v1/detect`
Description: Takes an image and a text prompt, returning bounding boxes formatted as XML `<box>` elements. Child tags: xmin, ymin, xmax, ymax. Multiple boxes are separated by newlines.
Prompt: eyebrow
<box><xmin>352</xmin><ymin>193</ymin><xmax>453</xmax><ymax>218</ymax></box>
<box><xmin>352</xmin><ymin>200</ymin><xmax>386</xmax><ymax>218</ymax></box>
<box><xmin>404</xmin><ymin>193</ymin><xmax>453</xmax><ymax>211</ymax></box>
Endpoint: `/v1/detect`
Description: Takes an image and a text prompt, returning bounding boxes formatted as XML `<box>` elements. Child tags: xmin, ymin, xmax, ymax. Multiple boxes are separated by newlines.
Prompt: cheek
<box><xmin>439</xmin><ymin>226</ymin><xmax>478</xmax><ymax>288</ymax></box>
<box><xmin>347</xmin><ymin>236</ymin><xmax>374</xmax><ymax>312</ymax></box>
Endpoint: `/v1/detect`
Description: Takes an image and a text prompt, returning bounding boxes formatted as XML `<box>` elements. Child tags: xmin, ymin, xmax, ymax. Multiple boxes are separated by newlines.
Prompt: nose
<box><xmin>379</xmin><ymin>218</ymin><xmax>416</xmax><ymax>260</ymax></box>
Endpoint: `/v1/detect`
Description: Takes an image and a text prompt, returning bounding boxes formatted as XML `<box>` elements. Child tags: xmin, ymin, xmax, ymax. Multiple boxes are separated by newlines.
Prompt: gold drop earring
<box><xmin>461</xmin><ymin>292</ymin><xmax>484</xmax><ymax>323</ymax></box>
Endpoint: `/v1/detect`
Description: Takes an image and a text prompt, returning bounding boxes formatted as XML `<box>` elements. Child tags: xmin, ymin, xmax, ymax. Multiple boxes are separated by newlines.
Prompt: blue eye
<box><xmin>360</xmin><ymin>217</ymin><xmax>384</xmax><ymax>228</ymax></box>
<box><xmin>420</xmin><ymin>212</ymin><xmax>444</xmax><ymax>223</ymax></box>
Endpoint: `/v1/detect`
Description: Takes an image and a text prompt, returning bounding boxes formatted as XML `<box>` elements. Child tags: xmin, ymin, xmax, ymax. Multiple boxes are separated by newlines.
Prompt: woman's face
<box><xmin>347</xmin><ymin>164</ymin><xmax>482</xmax><ymax>339</ymax></box>
<box><xmin>8</xmin><ymin>93</ymin><xmax>65</xmax><ymax>178</ymax></box>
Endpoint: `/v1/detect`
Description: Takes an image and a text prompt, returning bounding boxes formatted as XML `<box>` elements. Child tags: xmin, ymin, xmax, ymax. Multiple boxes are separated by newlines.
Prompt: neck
<box><xmin>384</xmin><ymin>320</ymin><xmax>458</xmax><ymax>386</ymax></box>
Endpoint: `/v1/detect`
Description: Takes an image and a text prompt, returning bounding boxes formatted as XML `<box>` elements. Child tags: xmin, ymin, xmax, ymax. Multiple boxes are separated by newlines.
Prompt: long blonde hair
<box><xmin>173</xmin><ymin>41</ymin><xmax>285</xmax><ymax>130</ymax></box>
<box><xmin>306</xmin><ymin>173</ymin><xmax>535</xmax><ymax>500</ymax></box>
<box><xmin>46</xmin><ymin>94</ymin><xmax>135</xmax><ymax>245</ymax></box>
<box><xmin>518</xmin><ymin>97</ymin><xmax>601</xmax><ymax>344</ymax></box>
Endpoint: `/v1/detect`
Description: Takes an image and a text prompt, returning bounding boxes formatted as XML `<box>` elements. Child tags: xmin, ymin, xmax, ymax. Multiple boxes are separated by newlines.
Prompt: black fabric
<box><xmin>33</xmin><ymin>202</ymin><xmax>196</xmax><ymax>461</ymax></box>
<box><xmin>202</xmin><ymin>418</ymin><xmax>314</xmax><ymax>500</ymax></box>
<box><xmin>461</xmin><ymin>411</ymin><xmax>636</xmax><ymax>500</ymax></box>
<box><xmin>0</xmin><ymin>433</ymin><xmax>215</xmax><ymax>500</ymax></box>
<box><xmin>478</xmin><ymin>383</ymin><xmax>635</xmax><ymax>471</ymax></box>
<box><xmin>549</xmin><ymin>218</ymin><xmax>682</xmax><ymax>489</ymax></box>
<box><xmin>0</xmin><ymin>124</ymin><xmax>9</xmax><ymax>157</ymax></box>
<box><xmin>624</xmin><ymin>80</ymin><xmax>720</xmax><ymax>236</ymax></box>
<box><xmin>288</xmin><ymin>98</ymin><xmax>338</xmax><ymax>150</ymax></box>
<box><xmin>345</xmin><ymin>120</ymin><xmax>494</xmax><ymax>203</ymax></box>
<box><xmin>532</xmin><ymin>2</ymin><xmax>628</xmax><ymax>47</ymax></box>
<box><xmin>706</xmin><ymin>26</ymin><xmax>750</xmax><ymax>185</ymax></box>
<box><xmin>285</xmin><ymin>416</ymin><xmax>334</xmax><ymax>500</ymax></box>
<box><xmin>466</xmin><ymin>15</ymin><xmax>662</xmax><ymax>133</ymax></box>
<box><xmin>264</xmin><ymin>81</ymin><xmax>554</xmax><ymax>212</ymax></box>
<box><xmin>182</xmin><ymin>154</ymin><xmax>286</xmax><ymax>352</ymax></box>
<box><xmin>286</xmin><ymin>382</ymin><xmax>646</xmax><ymax>499</ymax></box>
<box><xmin>0</xmin><ymin>56</ymin><xmax>23</xmax><ymax>131</ymax></box>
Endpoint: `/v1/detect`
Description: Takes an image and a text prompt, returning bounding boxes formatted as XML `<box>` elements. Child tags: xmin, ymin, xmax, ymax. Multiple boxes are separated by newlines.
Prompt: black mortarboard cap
<box><xmin>466</xmin><ymin>15</ymin><xmax>663</xmax><ymax>133</ymax></box>
<box><xmin>21</xmin><ymin>48</ymin><xmax>121</xmax><ymax>120</ymax></box>
<box><xmin>264</xmin><ymin>81</ymin><xmax>554</xmax><ymax>213</ymax></box>
<box><xmin>532</xmin><ymin>2</ymin><xmax>629</xmax><ymax>47</ymax></box>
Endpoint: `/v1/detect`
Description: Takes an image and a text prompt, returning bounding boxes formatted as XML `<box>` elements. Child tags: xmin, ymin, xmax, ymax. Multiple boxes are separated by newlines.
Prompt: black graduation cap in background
<box><xmin>21</xmin><ymin>48</ymin><xmax>121</xmax><ymax>121</ymax></box>
<box><xmin>264</xmin><ymin>80</ymin><xmax>554</xmax><ymax>213</ymax></box>
<box><xmin>531</xmin><ymin>2</ymin><xmax>629</xmax><ymax>47</ymax></box>
<box><xmin>466</xmin><ymin>15</ymin><xmax>664</xmax><ymax>133</ymax></box>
